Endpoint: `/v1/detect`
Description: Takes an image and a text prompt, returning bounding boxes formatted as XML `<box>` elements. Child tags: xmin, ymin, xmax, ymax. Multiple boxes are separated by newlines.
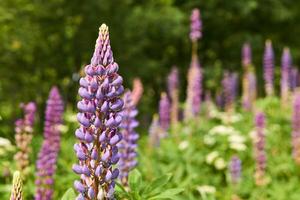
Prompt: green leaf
<box><xmin>61</xmin><ymin>188</ymin><xmax>76</xmax><ymax>200</ymax></box>
<box><xmin>143</xmin><ymin>174</ymin><xmax>172</xmax><ymax>195</ymax></box>
<box><xmin>128</xmin><ymin>169</ymin><xmax>142</xmax><ymax>191</ymax></box>
<box><xmin>148</xmin><ymin>188</ymin><xmax>184</xmax><ymax>199</ymax></box>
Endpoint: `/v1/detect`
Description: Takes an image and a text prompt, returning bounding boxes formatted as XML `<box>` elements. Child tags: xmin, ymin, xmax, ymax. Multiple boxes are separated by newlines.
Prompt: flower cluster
<box><xmin>14</xmin><ymin>102</ymin><xmax>37</xmax><ymax>173</ymax></box>
<box><xmin>281</xmin><ymin>47</ymin><xmax>292</xmax><ymax>104</ymax></box>
<box><xmin>254</xmin><ymin>112</ymin><xmax>266</xmax><ymax>186</ymax></box>
<box><xmin>189</xmin><ymin>8</ymin><xmax>202</xmax><ymax>42</ymax></box>
<box><xmin>35</xmin><ymin>87</ymin><xmax>64</xmax><ymax>200</ymax></box>
<box><xmin>167</xmin><ymin>66</ymin><xmax>179</xmax><ymax>125</ymax></box>
<box><xmin>131</xmin><ymin>78</ymin><xmax>143</xmax><ymax>106</ymax></box>
<box><xmin>148</xmin><ymin>114</ymin><xmax>164</xmax><ymax>147</ymax></box>
<box><xmin>222</xmin><ymin>72</ymin><xmax>238</xmax><ymax>112</ymax></box>
<box><xmin>185</xmin><ymin>55</ymin><xmax>202</xmax><ymax>119</ymax></box>
<box><xmin>118</xmin><ymin>91</ymin><xmax>139</xmax><ymax>185</ymax></box>
<box><xmin>159</xmin><ymin>92</ymin><xmax>170</xmax><ymax>132</ymax></box>
<box><xmin>229</xmin><ymin>155</ymin><xmax>241</xmax><ymax>185</ymax></box>
<box><xmin>290</xmin><ymin>68</ymin><xmax>299</xmax><ymax>91</ymax></box>
<box><xmin>242</xmin><ymin>70</ymin><xmax>257</xmax><ymax>111</ymax></box>
<box><xmin>10</xmin><ymin>171</ymin><xmax>23</xmax><ymax>200</ymax></box>
<box><xmin>263</xmin><ymin>40</ymin><xmax>275</xmax><ymax>96</ymax></box>
<box><xmin>73</xmin><ymin>24</ymin><xmax>124</xmax><ymax>200</ymax></box>
<box><xmin>242</xmin><ymin>42</ymin><xmax>252</xmax><ymax>68</ymax></box>
<box><xmin>292</xmin><ymin>92</ymin><xmax>300</xmax><ymax>165</ymax></box>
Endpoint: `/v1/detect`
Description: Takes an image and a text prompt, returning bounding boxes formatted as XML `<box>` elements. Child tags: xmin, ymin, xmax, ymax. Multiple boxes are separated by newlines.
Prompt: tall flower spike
<box><xmin>254</xmin><ymin>112</ymin><xmax>266</xmax><ymax>186</ymax></box>
<box><xmin>222</xmin><ymin>72</ymin><xmax>238</xmax><ymax>113</ymax></box>
<box><xmin>242</xmin><ymin>42</ymin><xmax>252</xmax><ymax>68</ymax></box>
<box><xmin>292</xmin><ymin>92</ymin><xmax>300</xmax><ymax>165</ymax></box>
<box><xmin>263</xmin><ymin>40</ymin><xmax>275</xmax><ymax>96</ymax></box>
<box><xmin>242</xmin><ymin>70</ymin><xmax>257</xmax><ymax>111</ymax></box>
<box><xmin>290</xmin><ymin>67</ymin><xmax>299</xmax><ymax>91</ymax></box>
<box><xmin>118</xmin><ymin>91</ymin><xmax>139</xmax><ymax>186</ymax></box>
<box><xmin>159</xmin><ymin>92</ymin><xmax>170</xmax><ymax>133</ymax></box>
<box><xmin>35</xmin><ymin>87</ymin><xmax>64</xmax><ymax>200</ymax></box>
<box><xmin>10</xmin><ymin>171</ymin><xmax>23</xmax><ymax>200</ymax></box>
<box><xmin>14</xmin><ymin>102</ymin><xmax>37</xmax><ymax>173</ymax></box>
<box><xmin>185</xmin><ymin>55</ymin><xmax>202</xmax><ymax>119</ymax></box>
<box><xmin>131</xmin><ymin>78</ymin><xmax>143</xmax><ymax>106</ymax></box>
<box><xmin>73</xmin><ymin>24</ymin><xmax>124</xmax><ymax>200</ymax></box>
<box><xmin>229</xmin><ymin>155</ymin><xmax>241</xmax><ymax>185</ymax></box>
<box><xmin>148</xmin><ymin>114</ymin><xmax>164</xmax><ymax>147</ymax></box>
<box><xmin>167</xmin><ymin>66</ymin><xmax>179</xmax><ymax>125</ymax></box>
<box><xmin>281</xmin><ymin>47</ymin><xmax>292</xmax><ymax>105</ymax></box>
<box><xmin>189</xmin><ymin>8</ymin><xmax>202</xmax><ymax>43</ymax></box>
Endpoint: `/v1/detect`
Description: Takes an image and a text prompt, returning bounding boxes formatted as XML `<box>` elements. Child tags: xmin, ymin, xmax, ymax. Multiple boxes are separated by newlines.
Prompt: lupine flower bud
<box><xmin>159</xmin><ymin>92</ymin><xmax>170</xmax><ymax>132</ymax></box>
<box><xmin>118</xmin><ymin>91</ymin><xmax>139</xmax><ymax>185</ymax></box>
<box><xmin>10</xmin><ymin>171</ymin><xmax>23</xmax><ymax>200</ymax></box>
<box><xmin>185</xmin><ymin>55</ymin><xmax>202</xmax><ymax>119</ymax></box>
<box><xmin>14</xmin><ymin>102</ymin><xmax>37</xmax><ymax>173</ymax></box>
<box><xmin>73</xmin><ymin>24</ymin><xmax>124</xmax><ymax>200</ymax></box>
<box><xmin>229</xmin><ymin>156</ymin><xmax>241</xmax><ymax>185</ymax></box>
<box><xmin>35</xmin><ymin>87</ymin><xmax>64</xmax><ymax>200</ymax></box>
<box><xmin>148</xmin><ymin>114</ymin><xmax>164</xmax><ymax>147</ymax></box>
<box><xmin>263</xmin><ymin>40</ymin><xmax>275</xmax><ymax>96</ymax></box>
<box><xmin>242</xmin><ymin>42</ymin><xmax>252</xmax><ymax>68</ymax></box>
<box><xmin>281</xmin><ymin>47</ymin><xmax>292</xmax><ymax>104</ymax></box>
<box><xmin>167</xmin><ymin>66</ymin><xmax>179</xmax><ymax>125</ymax></box>
<box><xmin>131</xmin><ymin>78</ymin><xmax>143</xmax><ymax>106</ymax></box>
<box><xmin>189</xmin><ymin>8</ymin><xmax>202</xmax><ymax>42</ymax></box>
<box><xmin>292</xmin><ymin>92</ymin><xmax>300</xmax><ymax>164</ymax></box>
<box><xmin>290</xmin><ymin>67</ymin><xmax>299</xmax><ymax>91</ymax></box>
<box><xmin>254</xmin><ymin>112</ymin><xmax>266</xmax><ymax>186</ymax></box>
<box><xmin>222</xmin><ymin>72</ymin><xmax>238</xmax><ymax>113</ymax></box>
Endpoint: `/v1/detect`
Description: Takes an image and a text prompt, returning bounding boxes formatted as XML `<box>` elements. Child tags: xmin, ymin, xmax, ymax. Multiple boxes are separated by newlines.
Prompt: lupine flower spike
<box><xmin>10</xmin><ymin>171</ymin><xmax>23</xmax><ymax>200</ymax></box>
<box><xmin>73</xmin><ymin>24</ymin><xmax>124</xmax><ymax>200</ymax></box>
<box><xmin>14</xmin><ymin>102</ymin><xmax>36</xmax><ymax>174</ymax></box>
<box><xmin>118</xmin><ymin>91</ymin><xmax>139</xmax><ymax>186</ymax></box>
<box><xmin>185</xmin><ymin>8</ymin><xmax>203</xmax><ymax>120</ymax></box>
<box><xmin>292</xmin><ymin>92</ymin><xmax>300</xmax><ymax>165</ymax></box>
<box><xmin>159</xmin><ymin>92</ymin><xmax>170</xmax><ymax>134</ymax></box>
<box><xmin>35</xmin><ymin>87</ymin><xmax>64</xmax><ymax>200</ymax></box>
<box><xmin>290</xmin><ymin>67</ymin><xmax>299</xmax><ymax>91</ymax></box>
<box><xmin>281</xmin><ymin>47</ymin><xmax>292</xmax><ymax>105</ymax></box>
<box><xmin>167</xmin><ymin>66</ymin><xmax>179</xmax><ymax>125</ymax></box>
<box><xmin>254</xmin><ymin>112</ymin><xmax>267</xmax><ymax>186</ymax></box>
<box><xmin>263</xmin><ymin>40</ymin><xmax>275</xmax><ymax>96</ymax></box>
<box><xmin>131</xmin><ymin>78</ymin><xmax>143</xmax><ymax>106</ymax></box>
<box><xmin>222</xmin><ymin>72</ymin><xmax>238</xmax><ymax>113</ymax></box>
<box><xmin>148</xmin><ymin>114</ymin><xmax>164</xmax><ymax>147</ymax></box>
<box><xmin>242</xmin><ymin>42</ymin><xmax>251</xmax><ymax>69</ymax></box>
<box><xmin>229</xmin><ymin>155</ymin><xmax>241</xmax><ymax>185</ymax></box>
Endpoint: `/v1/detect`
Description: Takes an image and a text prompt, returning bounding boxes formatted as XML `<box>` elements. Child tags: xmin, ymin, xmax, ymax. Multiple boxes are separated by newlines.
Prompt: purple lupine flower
<box><xmin>159</xmin><ymin>92</ymin><xmax>170</xmax><ymax>132</ymax></box>
<box><xmin>73</xmin><ymin>24</ymin><xmax>124</xmax><ymax>200</ymax></box>
<box><xmin>263</xmin><ymin>40</ymin><xmax>275</xmax><ymax>96</ymax></box>
<box><xmin>118</xmin><ymin>91</ymin><xmax>139</xmax><ymax>186</ymax></box>
<box><xmin>281</xmin><ymin>47</ymin><xmax>292</xmax><ymax>103</ymax></box>
<box><xmin>292</xmin><ymin>93</ymin><xmax>300</xmax><ymax>164</ymax></box>
<box><xmin>190</xmin><ymin>8</ymin><xmax>202</xmax><ymax>42</ymax></box>
<box><xmin>242</xmin><ymin>42</ymin><xmax>252</xmax><ymax>68</ymax></box>
<box><xmin>148</xmin><ymin>114</ymin><xmax>164</xmax><ymax>147</ymax></box>
<box><xmin>14</xmin><ymin>102</ymin><xmax>37</xmax><ymax>173</ymax></box>
<box><xmin>229</xmin><ymin>155</ymin><xmax>242</xmax><ymax>185</ymax></box>
<box><xmin>215</xmin><ymin>91</ymin><xmax>225</xmax><ymax>110</ymax></box>
<box><xmin>222</xmin><ymin>72</ymin><xmax>238</xmax><ymax>112</ymax></box>
<box><xmin>255</xmin><ymin>112</ymin><xmax>266</xmax><ymax>186</ymax></box>
<box><xmin>242</xmin><ymin>70</ymin><xmax>257</xmax><ymax>111</ymax></box>
<box><xmin>167</xmin><ymin>66</ymin><xmax>179</xmax><ymax>124</ymax></box>
<box><xmin>290</xmin><ymin>67</ymin><xmax>299</xmax><ymax>91</ymax></box>
<box><xmin>131</xmin><ymin>78</ymin><xmax>143</xmax><ymax>106</ymax></box>
<box><xmin>185</xmin><ymin>56</ymin><xmax>202</xmax><ymax>119</ymax></box>
<box><xmin>35</xmin><ymin>87</ymin><xmax>64</xmax><ymax>200</ymax></box>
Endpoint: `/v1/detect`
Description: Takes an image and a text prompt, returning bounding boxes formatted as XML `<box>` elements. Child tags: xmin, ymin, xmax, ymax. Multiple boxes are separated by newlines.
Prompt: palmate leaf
<box><xmin>61</xmin><ymin>188</ymin><xmax>76</xmax><ymax>200</ymax></box>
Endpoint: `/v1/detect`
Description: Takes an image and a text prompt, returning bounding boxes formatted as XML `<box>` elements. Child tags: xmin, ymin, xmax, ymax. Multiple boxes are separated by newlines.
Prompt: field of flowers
<box><xmin>1</xmin><ymin>6</ymin><xmax>300</xmax><ymax>200</ymax></box>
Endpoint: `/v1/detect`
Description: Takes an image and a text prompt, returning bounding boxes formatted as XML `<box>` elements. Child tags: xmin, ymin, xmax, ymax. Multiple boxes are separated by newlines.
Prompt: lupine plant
<box><xmin>14</xmin><ymin>102</ymin><xmax>37</xmax><ymax>173</ymax></box>
<box><xmin>242</xmin><ymin>42</ymin><xmax>251</xmax><ymax>69</ymax></box>
<box><xmin>118</xmin><ymin>91</ymin><xmax>139</xmax><ymax>186</ymax></box>
<box><xmin>229</xmin><ymin>155</ymin><xmax>241</xmax><ymax>185</ymax></box>
<box><xmin>73</xmin><ymin>24</ymin><xmax>124</xmax><ymax>200</ymax></box>
<box><xmin>222</xmin><ymin>72</ymin><xmax>238</xmax><ymax>113</ymax></box>
<box><xmin>185</xmin><ymin>8</ymin><xmax>202</xmax><ymax>120</ymax></box>
<box><xmin>292</xmin><ymin>92</ymin><xmax>300</xmax><ymax>165</ymax></box>
<box><xmin>35</xmin><ymin>87</ymin><xmax>64</xmax><ymax>200</ymax></box>
<box><xmin>281</xmin><ymin>47</ymin><xmax>292</xmax><ymax>105</ymax></box>
<box><xmin>159</xmin><ymin>92</ymin><xmax>170</xmax><ymax>134</ymax></box>
<box><xmin>10</xmin><ymin>171</ymin><xmax>23</xmax><ymax>200</ymax></box>
<box><xmin>148</xmin><ymin>114</ymin><xmax>164</xmax><ymax>147</ymax></box>
<box><xmin>263</xmin><ymin>40</ymin><xmax>275</xmax><ymax>96</ymax></box>
<box><xmin>131</xmin><ymin>78</ymin><xmax>143</xmax><ymax>106</ymax></box>
<box><xmin>290</xmin><ymin>67</ymin><xmax>299</xmax><ymax>91</ymax></box>
<box><xmin>254</xmin><ymin>112</ymin><xmax>266</xmax><ymax>186</ymax></box>
<box><xmin>167</xmin><ymin>66</ymin><xmax>179</xmax><ymax>125</ymax></box>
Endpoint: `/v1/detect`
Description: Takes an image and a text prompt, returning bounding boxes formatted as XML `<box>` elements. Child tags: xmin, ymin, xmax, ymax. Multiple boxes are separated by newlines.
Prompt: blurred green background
<box><xmin>0</xmin><ymin>0</ymin><xmax>299</xmax><ymax>139</ymax></box>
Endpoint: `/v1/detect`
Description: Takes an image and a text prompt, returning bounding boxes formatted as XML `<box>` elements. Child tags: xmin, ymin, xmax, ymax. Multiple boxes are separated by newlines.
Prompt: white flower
<box><xmin>206</xmin><ymin>151</ymin><xmax>219</xmax><ymax>164</ymax></box>
<box><xmin>204</xmin><ymin>135</ymin><xmax>216</xmax><ymax>146</ymax></box>
<box><xmin>214</xmin><ymin>158</ymin><xmax>226</xmax><ymax>170</ymax></box>
<box><xmin>0</xmin><ymin>137</ymin><xmax>11</xmax><ymax>147</ymax></box>
<box><xmin>197</xmin><ymin>185</ymin><xmax>216</xmax><ymax>195</ymax></box>
<box><xmin>179</xmin><ymin>141</ymin><xmax>189</xmax><ymax>150</ymax></box>
<box><xmin>208</xmin><ymin>125</ymin><xmax>239</xmax><ymax>136</ymax></box>
<box><xmin>230</xmin><ymin>143</ymin><xmax>247</xmax><ymax>151</ymax></box>
<box><xmin>57</xmin><ymin>124</ymin><xmax>69</xmax><ymax>133</ymax></box>
<box><xmin>228</xmin><ymin>134</ymin><xmax>246</xmax><ymax>144</ymax></box>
